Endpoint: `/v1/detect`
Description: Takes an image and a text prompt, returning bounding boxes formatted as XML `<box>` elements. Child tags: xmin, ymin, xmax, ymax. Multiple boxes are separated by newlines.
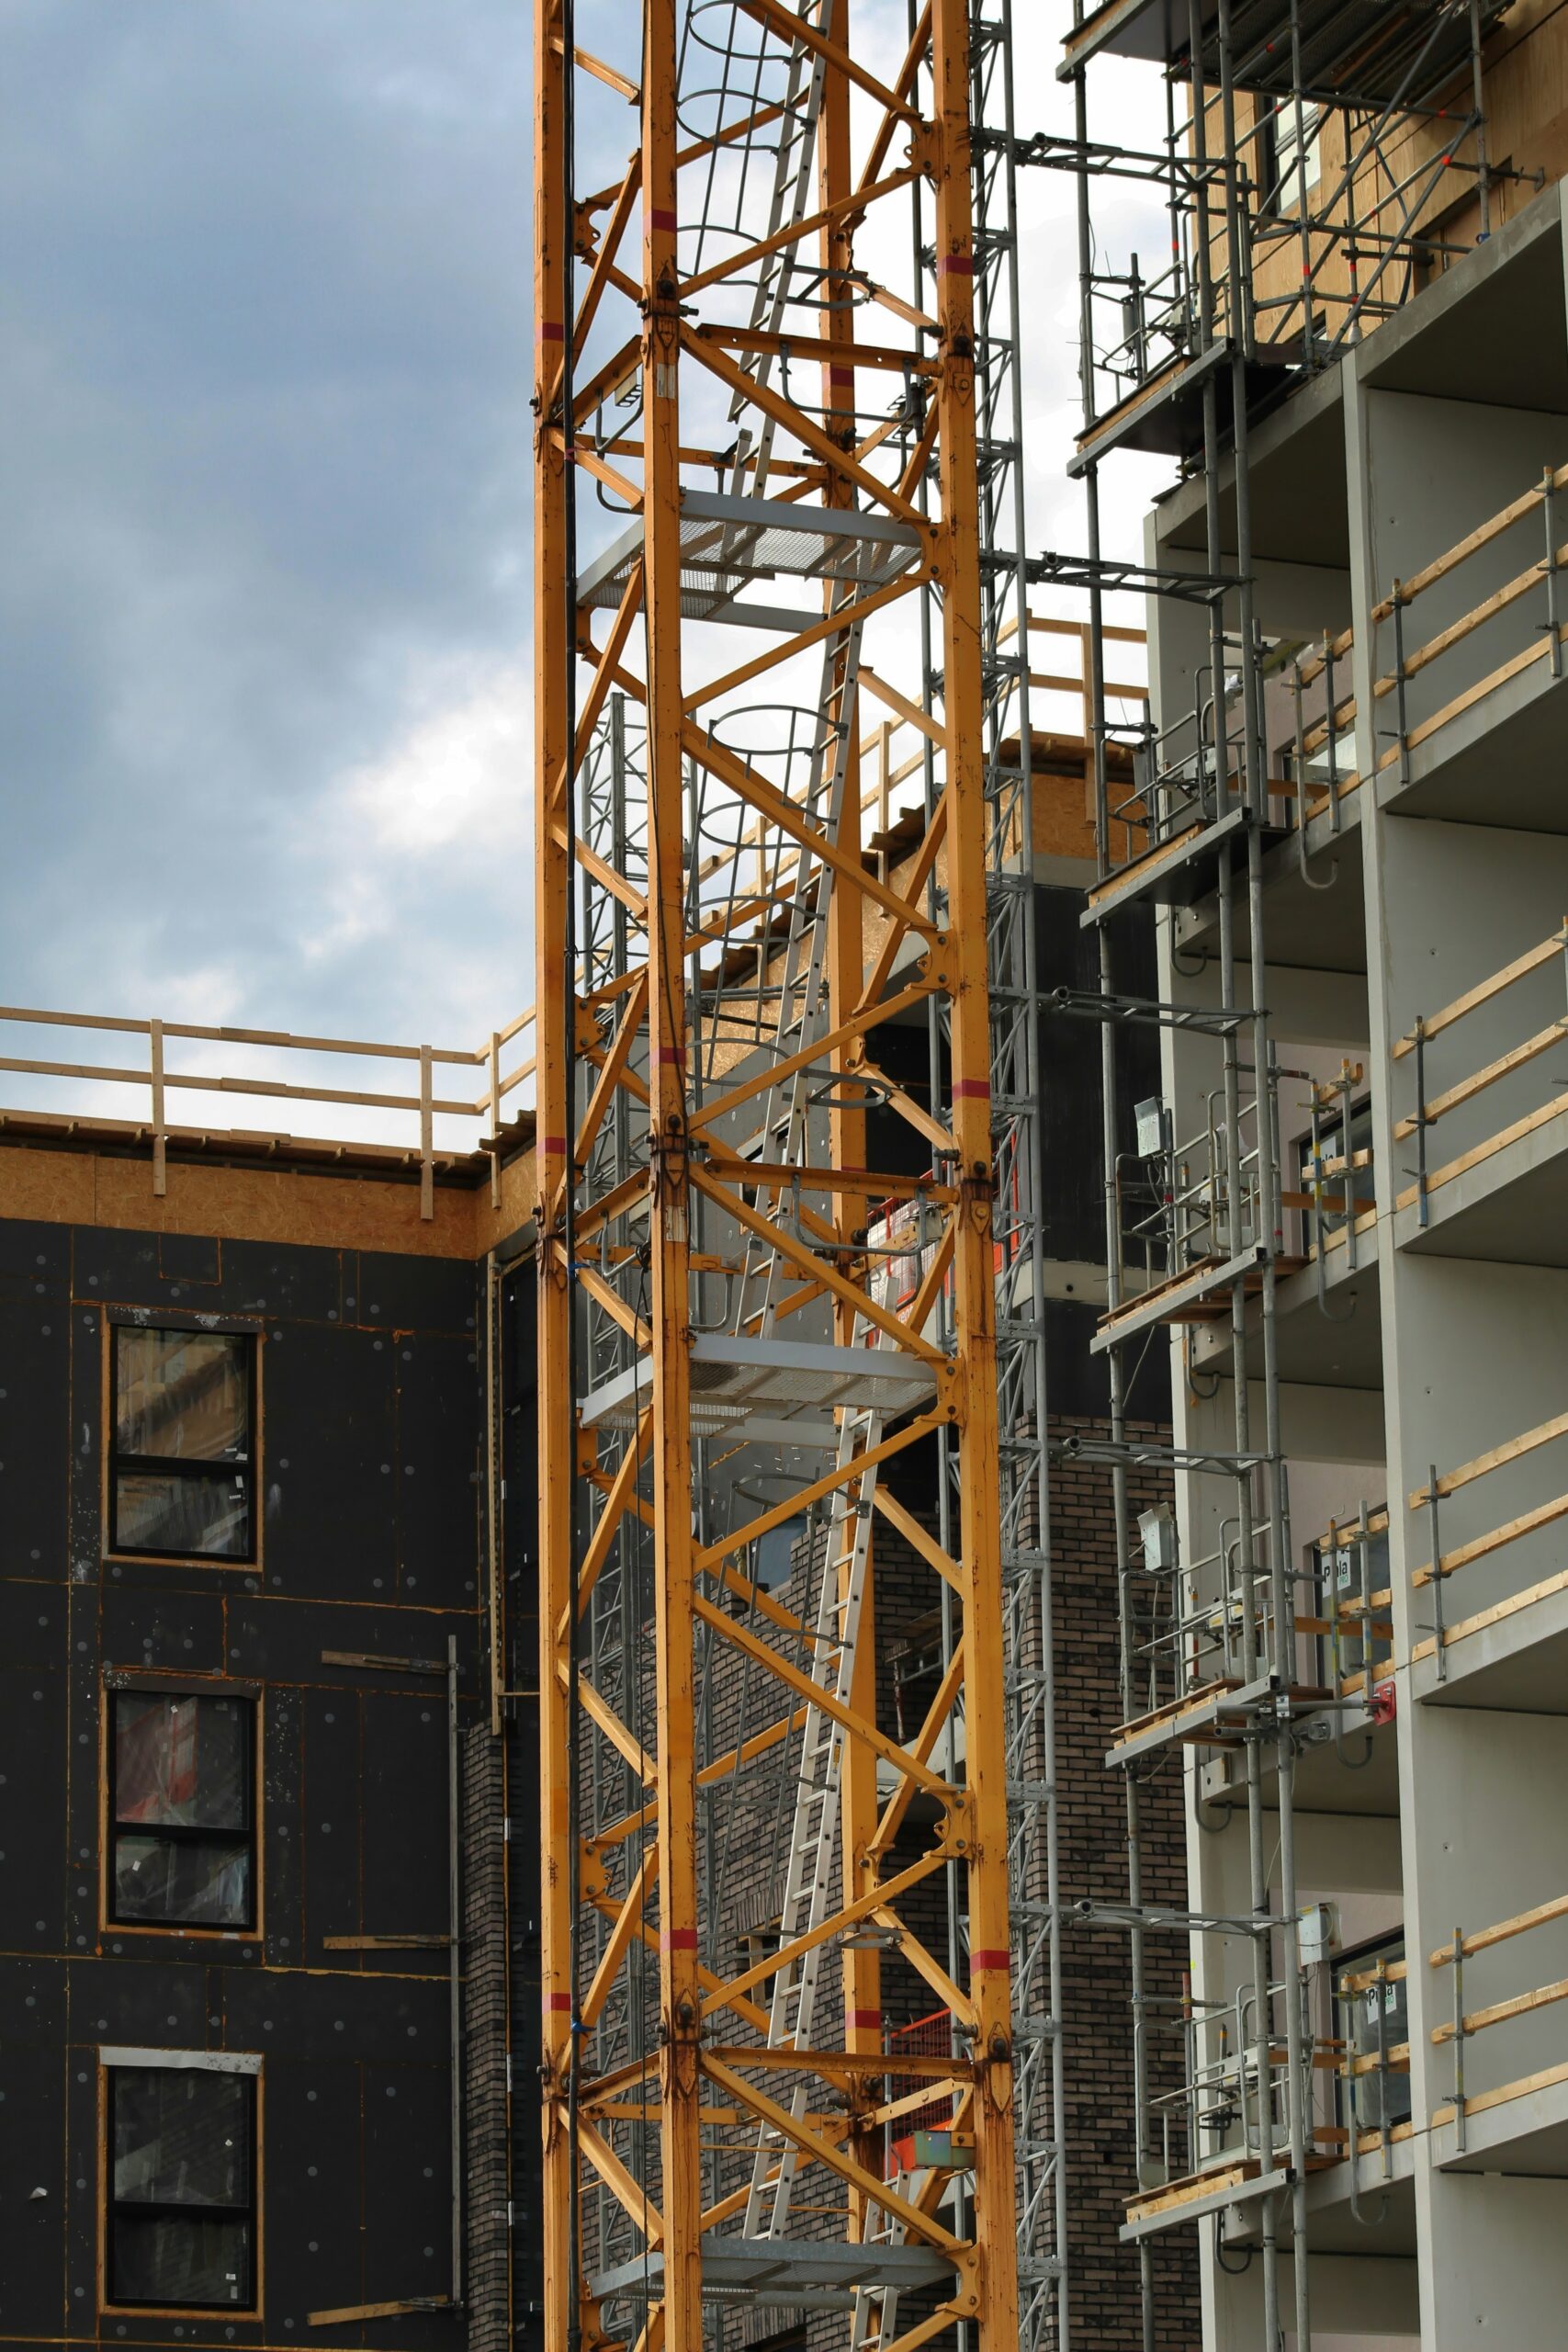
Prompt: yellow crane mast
<box><xmin>533</xmin><ymin>5</ymin><xmax>1022</xmax><ymax>2345</ymax></box>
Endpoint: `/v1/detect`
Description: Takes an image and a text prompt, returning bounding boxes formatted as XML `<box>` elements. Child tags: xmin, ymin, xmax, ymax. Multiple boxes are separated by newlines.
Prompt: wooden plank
<box><xmin>1340</xmin><ymin>1957</ymin><xmax>1408</xmax><ymax>1994</ymax></box>
<box><xmin>309</xmin><ymin>2301</ymin><xmax>453</xmax><ymax>2326</ymax></box>
<box><xmin>1300</xmin><ymin>691</ymin><xmax>1357</xmax><ymax>757</ymax></box>
<box><xmin>1392</xmin><ymin>931</ymin><xmax>1562</xmax><ymax>1060</ymax></box>
<box><xmin>1406</xmin><ymin>1407</ymin><xmax>1568</xmax><ymax>1512</ymax></box>
<box><xmin>0</xmin><ymin>1002</ymin><xmax>480</xmax><ymax>1065</ymax></box>
<box><xmin>1413</xmin><ymin>1487</ymin><xmax>1568</xmax><ymax>1589</ymax></box>
<box><xmin>1374</xmin><ymin>538</ymin><xmax>1568</xmax><ymax>699</ymax></box>
<box><xmin>1344</xmin><ymin>2042</ymin><xmax>1411</xmax><ymax>2077</ymax></box>
<box><xmin>1311</xmin><ymin>1503</ymin><xmax>1390</xmax><ymax>1552</ymax></box>
<box><xmin>319</xmin><ymin>1650</ymin><xmax>446</xmax><ymax>1675</ymax></box>
<box><xmin>1112</xmin><ymin>1678</ymin><xmax>1237</xmax><ymax>1745</ymax></box>
<box><xmin>1295</xmin><ymin>623</ymin><xmax>1356</xmax><ymax>686</ymax></box>
<box><xmin>1028</xmin><ymin>614</ymin><xmax>1145</xmax><ymax>647</ymax></box>
<box><xmin>1392</xmin><ymin>1017</ymin><xmax>1568</xmax><ymax>1140</ymax></box>
<box><xmin>1073</xmin><ymin>348</ymin><xmax>1194</xmax><ymax>450</ymax></box>
<box><xmin>321</xmin><ymin>1933</ymin><xmax>450</xmax><ymax>1950</ymax></box>
<box><xmin>1432</xmin><ymin>1973</ymin><xmax>1568</xmax><ymax>2045</ymax></box>
<box><xmin>1086</xmin><ymin>820</ymin><xmax>1203</xmax><ymax>909</ymax></box>
<box><xmin>1125</xmin><ymin>2160</ymin><xmax>1255</xmax><ymax>2221</ymax></box>
<box><xmin>1431</xmin><ymin>2055</ymin><xmax>1568</xmax><ymax>2129</ymax></box>
<box><xmin>1410</xmin><ymin>1562</ymin><xmax>1568</xmax><ymax>1664</ymax></box>
<box><xmin>1432</xmin><ymin>1891</ymin><xmax>1568</xmax><ymax>1968</ymax></box>
<box><xmin>1099</xmin><ymin>1254</ymin><xmax>1224</xmax><ymax>1328</ymax></box>
<box><xmin>1302</xmin><ymin>770</ymin><xmax>1361</xmax><ymax>818</ymax></box>
<box><xmin>1379</xmin><ymin>622</ymin><xmax>1568</xmax><ymax>771</ymax></box>
<box><xmin>1354</xmin><ymin>2118</ymin><xmax>1416</xmax><ymax>2154</ymax></box>
<box><xmin>1371</xmin><ymin>466</ymin><xmax>1568</xmax><ymax>618</ymax></box>
<box><xmin>1395</xmin><ymin>1087</ymin><xmax>1568</xmax><ymax>1211</ymax></box>
<box><xmin>0</xmin><ymin>1052</ymin><xmax>476</xmax><ymax>1121</ymax></box>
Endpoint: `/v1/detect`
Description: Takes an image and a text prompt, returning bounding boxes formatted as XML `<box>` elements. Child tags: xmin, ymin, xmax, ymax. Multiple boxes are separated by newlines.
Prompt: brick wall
<box><xmin>535</xmin><ymin>1409</ymin><xmax>1199</xmax><ymax>2351</ymax></box>
<box><xmin>1051</xmin><ymin>1418</ymin><xmax>1199</xmax><ymax>2349</ymax></box>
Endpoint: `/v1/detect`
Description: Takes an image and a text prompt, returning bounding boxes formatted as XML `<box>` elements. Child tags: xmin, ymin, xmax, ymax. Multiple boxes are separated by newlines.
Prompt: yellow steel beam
<box><xmin>538</xmin><ymin>7</ymin><xmax>1023</xmax><ymax>2344</ymax></box>
<box><xmin>532</xmin><ymin>0</ymin><xmax>577</xmax><ymax>2340</ymax></box>
<box><xmin>639</xmin><ymin>11</ymin><xmax>705</xmax><ymax>2346</ymax></box>
<box><xmin>929</xmin><ymin>6</ymin><xmax>1021</xmax><ymax>2337</ymax></box>
<box><xmin>703</xmin><ymin>2052</ymin><xmax>964</xmax><ymax>2256</ymax></box>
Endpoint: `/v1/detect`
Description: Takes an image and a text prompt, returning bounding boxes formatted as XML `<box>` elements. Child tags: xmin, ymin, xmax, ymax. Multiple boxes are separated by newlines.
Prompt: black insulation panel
<box><xmin>0</xmin><ymin>1211</ymin><xmax>487</xmax><ymax>2349</ymax></box>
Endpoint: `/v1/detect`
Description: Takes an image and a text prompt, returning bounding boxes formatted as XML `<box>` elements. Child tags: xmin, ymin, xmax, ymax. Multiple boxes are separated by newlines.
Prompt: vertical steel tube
<box><xmin>447</xmin><ymin>1634</ymin><xmax>464</xmax><ymax>2307</ymax></box>
<box><xmin>996</xmin><ymin>0</ymin><xmax>1069</xmax><ymax>2328</ymax></box>
<box><xmin>1470</xmin><ymin>0</ymin><xmax>1492</xmax><ymax>241</ymax></box>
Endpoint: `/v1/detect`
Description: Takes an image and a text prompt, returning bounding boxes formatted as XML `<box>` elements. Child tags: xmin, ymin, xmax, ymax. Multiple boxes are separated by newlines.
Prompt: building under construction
<box><xmin>8</xmin><ymin>1</ymin><xmax>1568</xmax><ymax>2348</ymax></box>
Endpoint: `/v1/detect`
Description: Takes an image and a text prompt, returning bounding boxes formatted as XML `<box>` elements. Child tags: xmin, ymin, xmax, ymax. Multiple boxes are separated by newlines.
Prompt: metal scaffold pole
<box><xmin>969</xmin><ymin>5</ymin><xmax>1071</xmax><ymax>2342</ymax></box>
<box><xmin>1044</xmin><ymin>0</ymin><xmax>1502</xmax><ymax>2334</ymax></box>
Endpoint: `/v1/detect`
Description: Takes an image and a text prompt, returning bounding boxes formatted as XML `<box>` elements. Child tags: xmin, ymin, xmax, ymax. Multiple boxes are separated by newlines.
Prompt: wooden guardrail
<box><xmin>1428</xmin><ymin>1894</ymin><xmax>1568</xmax><ymax>2152</ymax></box>
<box><xmin>1407</xmin><ymin>1406</ymin><xmax>1568</xmax><ymax>1671</ymax></box>
<box><xmin>1373</xmin><ymin>464</ymin><xmax>1568</xmax><ymax>784</ymax></box>
<box><xmin>1392</xmin><ymin>923</ymin><xmax>1568</xmax><ymax>1222</ymax></box>
<box><xmin>0</xmin><ymin>1000</ymin><xmax>536</xmax><ymax>1218</ymax></box>
<box><xmin>1294</xmin><ymin>625</ymin><xmax>1358</xmax><ymax>792</ymax></box>
<box><xmin>5</xmin><ymin>607</ymin><xmax>1134</xmax><ymax>1209</ymax></box>
<box><xmin>0</xmin><ymin>704</ymin><xmax>939</xmax><ymax>1208</ymax></box>
<box><xmin>1334</xmin><ymin>1894</ymin><xmax>1568</xmax><ymax>2157</ymax></box>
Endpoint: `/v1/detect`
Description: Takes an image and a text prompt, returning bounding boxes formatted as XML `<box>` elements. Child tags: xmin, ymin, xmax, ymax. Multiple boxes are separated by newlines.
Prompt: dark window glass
<box><xmin>110</xmin><ymin>1693</ymin><xmax>254</xmax><ymax>1930</ymax></box>
<box><xmin>108</xmin><ymin>2065</ymin><xmax>255</xmax><ymax>2308</ymax></box>
<box><xmin>111</xmin><ymin>1327</ymin><xmax>254</xmax><ymax>1560</ymax></box>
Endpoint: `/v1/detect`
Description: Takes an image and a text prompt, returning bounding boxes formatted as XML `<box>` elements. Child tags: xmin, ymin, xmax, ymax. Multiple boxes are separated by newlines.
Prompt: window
<box><xmin>111</xmin><ymin>1324</ymin><xmax>255</xmax><ymax>1560</ymax></box>
<box><xmin>1261</xmin><ymin>99</ymin><xmax>1321</xmax><ymax>215</ymax></box>
<box><xmin>106</xmin><ymin>2056</ymin><xmax>257</xmax><ymax>2309</ymax></box>
<box><xmin>109</xmin><ymin>1690</ymin><xmax>255</xmax><ymax>1928</ymax></box>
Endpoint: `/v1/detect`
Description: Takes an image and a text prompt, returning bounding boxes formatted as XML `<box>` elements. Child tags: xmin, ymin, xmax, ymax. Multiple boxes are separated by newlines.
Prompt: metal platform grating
<box><xmin>1062</xmin><ymin>0</ymin><xmax>1511</xmax><ymax>104</ymax></box>
<box><xmin>589</xmin><ymin>2233</ymin><xmax>958</xmax><ymax>2311</ymax></box>
<box><xmin>579</xmin><ymin>1333</ymin><xmax>939</xmax><ymax>1448</ymax></box>
<box><xmin>577</xmin><ymin>490</ymin><xmax>923</xmax><ymax>626</ymax></box>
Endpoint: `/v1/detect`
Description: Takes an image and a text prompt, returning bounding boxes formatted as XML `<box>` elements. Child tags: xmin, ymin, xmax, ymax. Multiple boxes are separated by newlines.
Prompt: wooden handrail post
<box><xmin>488</xmin><ymin>1031</ymin><xmax>502</xmax><ymax>1209</ymax></box>
<box><xmin>418</xmin><ymin>1044</ymin><xmax>434</xmax><ymax>1221</ymax></box>
<box><xmin>150</xmin><ymin>1017</ymin><xmax>166</xmax><ymax>1198</ymax></box>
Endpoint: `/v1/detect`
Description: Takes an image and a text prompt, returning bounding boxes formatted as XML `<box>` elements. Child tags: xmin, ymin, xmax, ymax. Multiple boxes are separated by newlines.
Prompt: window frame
<box><xmin>106</xmin><ymin>1315</ymin><xmax>260</xmax><ymax>1566</ymax></box>
<box><xmin>1258</xmin><ymin>96</ymin><xmax>1322</xmax><ymax>218</ymax></box>
<box><xmin>100</xmin><ymin>2050</ymin><xmax>262</xmax><ymax>2317</ymax></box>
<box><xmin>101</xmin><ymin>1674</ymin><xmax>264</xmax><ymax>1942</ymax></box>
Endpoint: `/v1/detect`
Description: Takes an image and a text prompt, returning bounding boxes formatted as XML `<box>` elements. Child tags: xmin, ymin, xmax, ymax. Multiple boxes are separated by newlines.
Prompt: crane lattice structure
<box><xmin>533</xmin><ymin>4</ymin><xmax>1063</xmax><ymax>2349</ymax></box>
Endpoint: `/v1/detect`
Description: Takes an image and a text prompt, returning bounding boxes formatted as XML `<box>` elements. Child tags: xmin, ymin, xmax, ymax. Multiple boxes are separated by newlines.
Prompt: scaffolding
<box><xmin>532</xmin><ymin>4</ymin><xmax>1061</xmax><ymax>2348</ymax></box>
<box><xmin>1048</xmin><ymin>0</ymin><xmax>1515</xmax><ymax>2345</ymax></box>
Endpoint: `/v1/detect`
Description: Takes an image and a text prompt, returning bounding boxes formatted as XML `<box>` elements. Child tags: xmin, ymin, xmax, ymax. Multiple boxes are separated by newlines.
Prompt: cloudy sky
<box><xmin>0</xmin><ymin>4</ymin><xmax>1164</xmax><ymax>1132</ymax></box>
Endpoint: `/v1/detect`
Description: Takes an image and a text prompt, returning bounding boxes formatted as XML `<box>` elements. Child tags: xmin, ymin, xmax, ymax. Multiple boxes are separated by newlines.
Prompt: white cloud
<box><xmin>340</xmin><ymin>653</ymin><xmax>532</xmax><ymax>855</ymax></box>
